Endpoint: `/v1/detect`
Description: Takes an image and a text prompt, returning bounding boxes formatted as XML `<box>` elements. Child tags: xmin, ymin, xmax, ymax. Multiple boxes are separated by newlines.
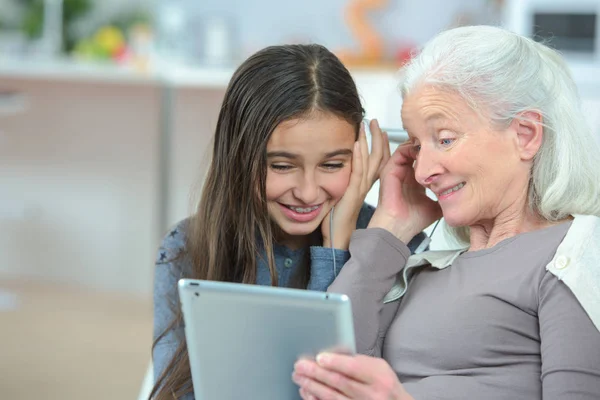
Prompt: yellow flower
<box><xmin>93</xmin><ymin>26</ymin><xmax>125</xmax><ymax>54</ymax></box>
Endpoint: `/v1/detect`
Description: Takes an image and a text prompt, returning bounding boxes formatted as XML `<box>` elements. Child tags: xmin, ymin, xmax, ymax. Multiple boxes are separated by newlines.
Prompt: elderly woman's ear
<box><xmin>511</xmin><ymin>111</ymin><xmax>544</xmax><ymax>161</ymax></box>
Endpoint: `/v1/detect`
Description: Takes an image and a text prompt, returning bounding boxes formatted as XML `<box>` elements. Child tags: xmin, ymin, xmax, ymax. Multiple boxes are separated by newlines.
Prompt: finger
<box><xmin>293</xmin><ymin>361</ymin><xmax>362</xmax><ymax>398</ymax></box>
<box><xmin>399</xmin><ymin>139</ymin><xmax>423</xmax><ymax>164</ymax></box>
<box><xmin>349</xmin><ymin>140</ymin><xmax>363</xmax><ymax>189</ymax></box>
<box><xmin>300</xmin><ymin>388</ymin><xmax>322</xmax><ymax>400</ymax></box>
<box><xmin>320</xmin><ymin>205</ymin><xmax>332</xmax><ymax>239</ymax></box>
<box><xmin>359</xmin><ymin>123</ymin><xmax>370</xmax><ymax>190</ymax></box>
<box><xmin>367</xmin><ymin>119</ymin><xmax>384</xmax><ymax>182</ymax></box>
<box><xmin>294</xmin><ymin>375</ymin><xmax>349</xmax><ymax>400</ymax></box>
<box><xmin>393</xmin><ymin>142</ymin><xmax>417</xmax><ymax>167</ymax></box>
<box><xmin>299</xmin><ymin>387</ymin><xmax>316</xmax><ymax>400</ymax></box>
<box><xmin>385</xmin><ymin>154</ymin><xmax>421</xmax><ymax>190</ymax></box>
<box><xmin>315</xmin><ymin>353</ymin><xmax>373</xmax><ymax>384</ymax></box>
<box><xmin>379</xmin><ymin>144</ymin><xmax>409</xmax><ymax>181</ymax></box>
<box><xmin>379</xmin><ymin>131</ymin><xmax>391</xmax><ymax>176</ymax></box>
<box><xmin>403</xmin><ymin>162</ymin><xmax>420</xmax><ymax>186</ymax></box>
<box><xmin>299</xmin><ymin>387</ymin><xmax>321</xmax><ymax>400</ymax></box>
<box><xmin>394</xmin><ymin>144</ymin><xmax>424</xmax><ymax>187</ymax></box>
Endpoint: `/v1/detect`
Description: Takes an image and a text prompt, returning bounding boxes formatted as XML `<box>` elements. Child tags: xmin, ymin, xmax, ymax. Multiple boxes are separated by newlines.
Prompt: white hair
<box><xmin>399</xmin><ymin>25</ymin><xmax>600</xmax><ymax>244</ymax></box>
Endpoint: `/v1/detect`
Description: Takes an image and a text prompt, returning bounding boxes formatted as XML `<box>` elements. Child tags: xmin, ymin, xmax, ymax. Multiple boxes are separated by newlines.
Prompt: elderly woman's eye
<box><xmin>408</xmin><ymin>144</ymin><xmax>421</xmax><ymax>158</ymax></box>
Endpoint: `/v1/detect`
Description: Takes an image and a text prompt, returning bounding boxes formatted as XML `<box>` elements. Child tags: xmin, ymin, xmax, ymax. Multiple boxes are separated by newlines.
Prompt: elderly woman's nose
<box><xmin>414</xmin><ymin>150</ymin><xmax>443</xmax><ymax>185</ymax></box>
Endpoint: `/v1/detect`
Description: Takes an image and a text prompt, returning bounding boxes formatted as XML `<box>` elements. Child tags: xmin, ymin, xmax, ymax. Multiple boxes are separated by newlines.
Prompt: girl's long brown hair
<box><xmin>150</xmin><ymin>44</ymin><xmax>363</xmax><ymax>399</ymax></box>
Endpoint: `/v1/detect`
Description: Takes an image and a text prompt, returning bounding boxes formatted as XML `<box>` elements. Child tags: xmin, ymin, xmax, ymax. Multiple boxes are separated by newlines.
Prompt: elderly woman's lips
<box><xmin>437</xmin><ymin>182</ymin><xmax>466</xmax><ymax>198</ymax></box>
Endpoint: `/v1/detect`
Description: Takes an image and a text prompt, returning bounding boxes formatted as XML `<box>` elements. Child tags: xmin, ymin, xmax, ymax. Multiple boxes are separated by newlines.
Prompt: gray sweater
<box><xmin>331</xmin><ymin>222</ymin><xmax>600</xmax><ymax>399</ymax></box>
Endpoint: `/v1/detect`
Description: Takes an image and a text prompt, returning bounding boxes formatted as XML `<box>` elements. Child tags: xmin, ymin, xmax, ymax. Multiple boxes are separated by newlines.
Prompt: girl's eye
<box><xmin>271</xmin><ymin>164</ymin><xmax>293</xmax><ymax>171</ymax></box>
<box><xmin>440</xmin><ymin>138</ymin><xmax>455</xmax><ymax>146</ymax></box>
<box><xmin>322</xmin><ymin>162</ymin><xmax>344</xmax><ymax>170</ymax></box>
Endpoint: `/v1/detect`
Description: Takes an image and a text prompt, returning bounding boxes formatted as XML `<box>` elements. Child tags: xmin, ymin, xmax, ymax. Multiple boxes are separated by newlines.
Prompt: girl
<box><xmin>151</xmin><ymin>43</ymin><xmax>425</xmax><ymax>399</ymax></box>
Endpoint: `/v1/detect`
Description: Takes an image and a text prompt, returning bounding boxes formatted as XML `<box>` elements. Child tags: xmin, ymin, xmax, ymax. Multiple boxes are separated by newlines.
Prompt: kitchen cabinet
<box><xmin>0</xmin><ymin>78</ymin><xmax>161</xmax><ymax>295</ymax></box>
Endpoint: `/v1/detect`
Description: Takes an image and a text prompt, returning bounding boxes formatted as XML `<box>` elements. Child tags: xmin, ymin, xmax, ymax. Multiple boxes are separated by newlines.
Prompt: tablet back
<box><xmin>178</xmin><ymin>279</ymin><xmax>355</xmax><ymax>400</ymax></box>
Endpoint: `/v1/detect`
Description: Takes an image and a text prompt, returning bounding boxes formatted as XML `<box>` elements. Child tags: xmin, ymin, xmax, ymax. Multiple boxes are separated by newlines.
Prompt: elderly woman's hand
<box><xmin>293</xmin><ymin>353</ymin><xmax>414</xmax><ymax>400</ymax></box>
<box><xmin>367</xmin><ymin>142</ymin><xmax>442</xmax><ymax>242</ymax></box>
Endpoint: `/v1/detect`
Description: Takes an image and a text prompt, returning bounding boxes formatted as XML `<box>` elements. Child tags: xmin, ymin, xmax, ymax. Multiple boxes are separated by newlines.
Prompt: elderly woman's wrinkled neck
<box><xmin>468</xmin><ymin>205</ymin><xmax>572</xmax><ymax>251</ymax></box>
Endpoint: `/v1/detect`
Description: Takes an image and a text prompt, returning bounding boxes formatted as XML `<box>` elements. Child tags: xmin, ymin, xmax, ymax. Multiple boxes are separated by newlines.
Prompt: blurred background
<box><xmin>1</xmin><ymin>0</ymin><xmax>600</xmax><ymax>398</ymax></box>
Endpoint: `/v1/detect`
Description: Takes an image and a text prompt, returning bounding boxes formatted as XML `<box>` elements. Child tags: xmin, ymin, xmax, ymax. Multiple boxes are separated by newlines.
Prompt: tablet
<box><xmin>178</xmin><ymin>279</ymin><xmax>356</xmax><ymax>400</ymax></box>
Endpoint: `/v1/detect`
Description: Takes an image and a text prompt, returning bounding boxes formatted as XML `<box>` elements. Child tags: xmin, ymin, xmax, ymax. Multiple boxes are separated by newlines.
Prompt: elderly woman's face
<box><xmin>401</xmin><ymin>85</ymin><xmax>531</xmax><ymax>227</ymax></box>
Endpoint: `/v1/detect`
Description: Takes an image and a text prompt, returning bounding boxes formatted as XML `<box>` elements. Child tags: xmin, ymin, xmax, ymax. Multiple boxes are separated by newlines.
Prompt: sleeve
<box><xmin>306</xmin><ymin>203</ymin><xmax>376</xmax><ymax>291</ymax></box>
<box><xmin>356</xmin><ymin>202</ymin><xmax>429</xmax><ymax>254</ymax></box>
<box><xmin>307</xmin><ymin>203</ymin><xmax>426</xmax><ymax>291</ymax></box>
<box><xmin>152</xmin><ymin>223</ymin><xmax>195</xmax><ymax>400</ymax></box>
<box><xmin>328</xmin><ymin>228</ymin><xmax>410</xmax><ymax>356</ymax></box>
<box><xmin>538</xmin><ymin>272</ymin><xmax>600</xmax><ymax>399</ymax></box>
<box><xmin>153</xmin><ymin>257</ymin><xmax>185</xmax><ymax>384</ymax></box>
<box><xmin>307</xmin><ymin>247</ymin><xmax>350</xmax><ymax>291</ymax></box>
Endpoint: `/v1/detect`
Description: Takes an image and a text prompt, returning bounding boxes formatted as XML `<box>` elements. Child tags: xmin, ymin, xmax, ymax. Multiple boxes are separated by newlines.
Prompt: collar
<box><xmin>406</xmin><ymin>248</ymin><xmax>467</xmax><ymax>269</ymax></box>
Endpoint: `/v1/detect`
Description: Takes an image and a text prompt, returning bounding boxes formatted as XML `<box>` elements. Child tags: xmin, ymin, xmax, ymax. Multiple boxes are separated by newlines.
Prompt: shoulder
<box><xmin>155</xmin><ymin>218</ymin><xmax>191</xmax><ymax>265</ymax></box>
<box><xmin>564</xmin><ymin>215</ymin><xmax>600</xmax><ymax>251</ymax></box>
<box><xmin>544</xmin><ymin>215</ymin><xmax>600</xmax><ymax>331</ymax></box>
<box><xmin>154</xmin><ymin>218</ymin><xmax>193</xmax><ymax>308</ymax></box>
<box><xmin>356</xmin><ymin>203</ymin><xmax>376</xmax><ymax>229</ymax></box>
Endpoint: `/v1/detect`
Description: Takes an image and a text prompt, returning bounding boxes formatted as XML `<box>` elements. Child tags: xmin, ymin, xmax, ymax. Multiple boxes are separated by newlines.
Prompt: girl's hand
<box><xmin>322</xmin><ymin>119</ymin><xmax>390</xmax><ymax>250</ymax></box>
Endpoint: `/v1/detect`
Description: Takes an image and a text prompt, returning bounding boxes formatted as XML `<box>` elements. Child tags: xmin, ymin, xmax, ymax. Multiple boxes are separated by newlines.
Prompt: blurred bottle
<box><xmin>129</xmin><ymin>23</ymin><xmax>155</xmax><ymax>73</ymax></box>
<box><xmin>195</xmin><ymin>14</ymin><xmax>236</xmax><ymax>67</ymax></box>
<box><xmin>41</xmin><ymin>0</ymin><xmax>63</xmax><ymax>58</ymax></box>
<box><xmin>156</xmin><ymin>0</ymin><xmax>189</xmax><ymax>64</ymax></box>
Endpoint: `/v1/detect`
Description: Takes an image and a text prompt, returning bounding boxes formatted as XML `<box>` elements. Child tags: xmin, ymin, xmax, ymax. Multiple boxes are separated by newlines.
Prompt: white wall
<box><xmin>166</xmin><ymin>0</ymin><xmax>493</xmax><ymax>58</ymax></box>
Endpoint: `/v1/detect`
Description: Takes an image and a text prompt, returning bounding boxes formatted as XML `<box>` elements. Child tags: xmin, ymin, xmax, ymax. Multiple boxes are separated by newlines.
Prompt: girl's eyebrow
<box><xmin>267</xmin><ymin>149</ymin><xmax>353</xmax><ymax>159</ymax></box>
<box><xmin>324</xmin><ymin>149</ymin><xmax>353</xmax><ymax>158</ymax></box>
<box><xmin>266</xmin><ymin>151</ymin><xmax>298</xmax><ymax>159</ymax></box>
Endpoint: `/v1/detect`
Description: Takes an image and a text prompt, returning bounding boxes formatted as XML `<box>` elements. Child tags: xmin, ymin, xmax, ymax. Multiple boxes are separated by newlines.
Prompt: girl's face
<box><xmin>265</xmin><ymin>112</ymin><xmax>356</xmax><ymax>247</ymax></box>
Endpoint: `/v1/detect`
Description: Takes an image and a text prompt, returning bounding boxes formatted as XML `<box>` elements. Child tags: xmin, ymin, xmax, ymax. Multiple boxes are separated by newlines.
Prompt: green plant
<box><xmin>15</xmin><ymin>0</ymin><xmax>92</xmax><ymax>52</ymax></box>
<box><xmin>106</xmin><ymin>9</ymin><xmax>151</xmax><ymax>34</ymax></box>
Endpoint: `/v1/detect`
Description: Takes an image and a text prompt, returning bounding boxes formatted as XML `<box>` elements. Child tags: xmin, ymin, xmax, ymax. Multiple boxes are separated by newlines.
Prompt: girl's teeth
<box><xmin>441</xmin><ymin>182</ymin><xmax>465</xmax><ymax>196</ymax></box>
<box><xmin>289</xmin><ymin>205</ymin><xmax>319</xmax><ymax>213</ymax></box>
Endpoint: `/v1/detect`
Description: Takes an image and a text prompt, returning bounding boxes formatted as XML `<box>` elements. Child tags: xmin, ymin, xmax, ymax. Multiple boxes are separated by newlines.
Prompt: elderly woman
<box><xmin>293</xmin><ymin>25</ymin><xmax>600</xmax><ymax>400</ymax></box>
